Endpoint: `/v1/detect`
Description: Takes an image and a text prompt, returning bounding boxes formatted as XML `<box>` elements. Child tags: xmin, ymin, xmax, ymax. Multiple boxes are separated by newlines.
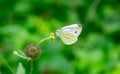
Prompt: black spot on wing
<box><xmin>75</xmin><ymin>31</ymin><xmax>77</xmax><ymax>33</ymax></box>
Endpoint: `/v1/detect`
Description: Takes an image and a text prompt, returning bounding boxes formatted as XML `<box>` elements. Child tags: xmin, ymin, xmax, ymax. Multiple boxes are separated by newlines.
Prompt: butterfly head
<box><xmin>55</xmin><ymin>29</ymin><xmax>60</xmax><ymax>36</ymax></box>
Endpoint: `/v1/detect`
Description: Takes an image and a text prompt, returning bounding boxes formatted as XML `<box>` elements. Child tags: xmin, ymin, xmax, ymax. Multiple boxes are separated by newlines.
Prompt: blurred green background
<box><xmin>0</xmin><ymin>0</ymin><xmax>120</xmax><ymax>74</ymax></box>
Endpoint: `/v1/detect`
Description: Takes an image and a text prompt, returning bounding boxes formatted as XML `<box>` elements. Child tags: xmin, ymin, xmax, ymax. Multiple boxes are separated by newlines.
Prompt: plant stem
<box><xmin>36</xmin><ymin>37</ymin><xmax>50</xmax><ymax>46</ymax></box>
<box><xmin>13</xmin><ymin>51</ymin><xmax>31</xmax><ymax>61</ymax></box>
<box><xmin>30</xmin><ymin>60</ymin><xmax>33</xmax><ymax>74</ymax></box>
<box><xmin>0</xmin><ymin>54</ymin><xmax>14</xmax><ymax>74</ymax></box>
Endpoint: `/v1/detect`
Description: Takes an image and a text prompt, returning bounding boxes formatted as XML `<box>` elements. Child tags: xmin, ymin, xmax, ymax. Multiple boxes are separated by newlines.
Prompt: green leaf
<box><xmin>16</xmin><ymin>62</ymin><xmax>25</xmax><ymax>74</ymax></box>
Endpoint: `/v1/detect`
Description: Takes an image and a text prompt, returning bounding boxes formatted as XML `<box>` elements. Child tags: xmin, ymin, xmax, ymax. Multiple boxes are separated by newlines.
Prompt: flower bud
<box><xmin>50</xmin><ymin>32</ymin><xmax>55</xmax><ymax>40</ymax></box>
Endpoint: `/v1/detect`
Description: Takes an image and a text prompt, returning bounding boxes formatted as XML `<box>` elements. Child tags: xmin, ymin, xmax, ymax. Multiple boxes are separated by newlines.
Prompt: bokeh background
<box><xmin>0</xmin><ymin>0</ymin><xmax>120</xmax><ymax>74</ymax></box>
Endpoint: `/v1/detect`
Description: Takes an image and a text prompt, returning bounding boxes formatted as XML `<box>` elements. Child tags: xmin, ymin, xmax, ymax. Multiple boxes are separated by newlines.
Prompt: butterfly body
<box><xmin>56</xmin><ymin>24</ymin><xmax>82</xmax><ymax>45</ymax></box>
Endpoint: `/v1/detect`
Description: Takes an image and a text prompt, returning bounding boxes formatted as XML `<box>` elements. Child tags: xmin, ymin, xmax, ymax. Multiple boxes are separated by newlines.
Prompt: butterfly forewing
<box><xmin>60</xmin><ymin>24</ymin><xmax>82</xmax><ymax>37</ymax></box>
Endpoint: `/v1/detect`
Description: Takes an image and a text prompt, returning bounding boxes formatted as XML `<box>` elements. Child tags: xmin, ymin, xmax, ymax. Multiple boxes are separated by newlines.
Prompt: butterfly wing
<box><xmin>59</xmin><ymin>31</ymin><xmax>78</xmax><ymax>45</ymax></box>
<box><xmin>56</xmin><ymin>24</ymin><xmax>82</xmax><ymax>45</ymax></box>
<box><xmin>60</xmin><ymin>24</ymin><xmax>82</xmax><ymax>37</ymax></box>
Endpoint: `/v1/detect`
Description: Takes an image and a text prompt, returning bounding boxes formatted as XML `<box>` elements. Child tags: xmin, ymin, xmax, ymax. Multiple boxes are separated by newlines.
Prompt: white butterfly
<box><xmin>56</xmin><ymin>24</ymin><xmax>82</xmax><ymax>45</ymax></box>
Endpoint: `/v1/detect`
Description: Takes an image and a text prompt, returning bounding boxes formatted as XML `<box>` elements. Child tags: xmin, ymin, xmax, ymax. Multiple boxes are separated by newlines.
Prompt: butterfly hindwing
<box><xmin>59</xmin><ymin>31</ymin><xmax>78</xmax><ymax>45</ymax></box>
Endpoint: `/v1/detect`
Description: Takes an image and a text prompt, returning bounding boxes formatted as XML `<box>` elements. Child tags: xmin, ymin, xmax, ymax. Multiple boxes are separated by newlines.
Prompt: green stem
<box><xmin>13</xmin><ymin>51</ymin><xmax>31</xmax><ymax>61</ymax></box>
<box><xmin>30</xmin><ymin>60</ymin><xmax>33</xmax><ymax>74</ymax></box>
<box><xmin>36</xmin><ymin>37</ymin><xmax>50</xmax><ymax>46</ymax></box>
<box><xmin>0</xmin><ymin>54</ymin><xmax>14</xmax><ymax>74</ymax></box>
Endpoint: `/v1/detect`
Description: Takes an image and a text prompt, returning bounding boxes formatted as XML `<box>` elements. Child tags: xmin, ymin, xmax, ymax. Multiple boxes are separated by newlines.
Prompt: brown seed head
<box><xmin>24</xmin><ymin>44</ymin><xmax>41</xmax><ymax>60</ymax></box>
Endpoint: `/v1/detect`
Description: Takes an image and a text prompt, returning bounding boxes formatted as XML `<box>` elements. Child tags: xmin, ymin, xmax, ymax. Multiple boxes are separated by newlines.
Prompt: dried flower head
<box><xmin>24</xmin><ymin>44</ymin><xmax>41</xmax><ymax>60</ymax></box>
